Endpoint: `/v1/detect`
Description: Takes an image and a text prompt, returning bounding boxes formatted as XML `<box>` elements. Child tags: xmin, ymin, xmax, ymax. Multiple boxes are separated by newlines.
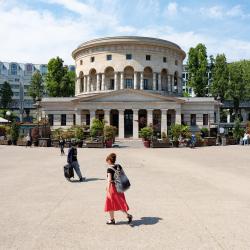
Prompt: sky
<box><xmin>1</xmin><ymin>0</ymin><xmax>250</xmax><ymax>64</ymax></box>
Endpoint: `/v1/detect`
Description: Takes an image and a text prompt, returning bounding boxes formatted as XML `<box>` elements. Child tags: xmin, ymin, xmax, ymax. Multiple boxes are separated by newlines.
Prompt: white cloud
<box><xmin>164</xmin><ymin>2</ymin><xmax>178</xmax><ymax>17</ymax></box>
<box><xmin>0</xmin><ymin>1</ymin><xmax>249</xmax><ymax>65</ymax></box>
<box><xmin>200</xmin><ymin>4</ymin><xmax>248</xmax><ymax>19</ymax></box>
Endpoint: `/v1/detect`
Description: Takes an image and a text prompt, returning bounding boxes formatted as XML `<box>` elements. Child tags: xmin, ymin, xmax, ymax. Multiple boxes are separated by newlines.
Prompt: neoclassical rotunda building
<box><xmin>41</xmin><ymin>36</ymin><xmax>220</xmax><ymax>138</ymax></box>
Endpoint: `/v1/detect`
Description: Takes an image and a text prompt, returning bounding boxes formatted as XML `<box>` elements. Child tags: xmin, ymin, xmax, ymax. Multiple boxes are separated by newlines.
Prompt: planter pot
<box><xmin>105</xmin><ymin>139</ymin><xmax>113</xmax><ymax>148</ymax></box>
<box><xmin>0</xmin><ymin>140</ymin><xmax>9</xmax><ymax>145</ymax></box>
<box><xmin>33</xmin><ymin>141</ymin><xmax>39</xmax><ymax>147</ymax></box>
<box><xmin>86</xmin><ymin>141</ymin><xmax>104</xmax><ymax>148</ymax></box>
<box><xmin>17</xmin><ymin>140</ymin><xmax>26</xmax><ymax>146</ymax></box>
<box><xmin>173</xmin><ymin>141</ymin><xmax>179</xmax><ymax>147</ymax></box>
<box><xmin>38</xmin><ymin>138</ymin><xmax>51</xmax><ymax>147</ymax></box>
<box><xmin>143</xmin><ymin>140</ymin><xmax>151</xmax><ymax>148</ymax></box>
<box><xmin>77</xmin><ymin>141</ymin><xmax>83</xmax><ymax>148</ymax></box>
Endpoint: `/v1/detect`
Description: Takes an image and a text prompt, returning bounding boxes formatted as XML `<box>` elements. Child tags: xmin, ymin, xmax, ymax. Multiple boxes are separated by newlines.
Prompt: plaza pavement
<box><xmin>0</xmin><ymin>144</ymin><xmax>250</xmax><ymax>250</ymax></box>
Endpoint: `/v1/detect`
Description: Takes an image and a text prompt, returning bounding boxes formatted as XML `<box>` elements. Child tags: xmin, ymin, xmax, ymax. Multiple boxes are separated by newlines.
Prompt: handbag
<box><xmin>110</xmin><ymin>164</ymin><xmax>131</xmax><ymax>193</ymax></box>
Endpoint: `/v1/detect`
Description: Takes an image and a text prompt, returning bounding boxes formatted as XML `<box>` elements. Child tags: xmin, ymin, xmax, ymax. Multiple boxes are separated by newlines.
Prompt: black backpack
<box><xmin>110</xmin><ymin>164</ymin><xmax>131</xmax><ymax>193</ymax></box>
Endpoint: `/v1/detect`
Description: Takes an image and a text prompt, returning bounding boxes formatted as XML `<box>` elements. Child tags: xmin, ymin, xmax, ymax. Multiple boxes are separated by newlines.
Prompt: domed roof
<box><xmin>72</xmin><ymin>36</ymin><xmax>185</xmax><ymax>59</ymax></box>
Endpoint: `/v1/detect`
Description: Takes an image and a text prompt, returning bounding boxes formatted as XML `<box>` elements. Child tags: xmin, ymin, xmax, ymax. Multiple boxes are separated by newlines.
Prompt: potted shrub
<box><xmin>10</xmin><ymin>122</ymin><xmax>19</xmax><ymax>145</ymax></box>
<box><xmin>233</xmin><ymin>118</ymin><xmax>244</xmax><ymax>144</ymax></box>
<box><xmin>74</xmin><ymin>126</ymin><xmax>84</xmax><ymax>147</ymax></box>
<box><xmin>86</xmin><ymin>119</ymin><xmax>105</xmax><ymax>148</ymax></box>
<box><xmin>104</xmin><ymin>125</ymin><xmax>115</xmax><ymax>148</ymax></box>
<box><xmin>139</xmin><ymin>126</ymin><xmax>153</xmax><ymax>148</ymax></box>
<box><xmin>194</xmin><ymin>132</ymin><xmax>204</xmax><ymax>147</ymax></box>
<box><xmin>169</xmin><ymin>124</ymin><xmax>182</xmax><ymax>147</ymax></box>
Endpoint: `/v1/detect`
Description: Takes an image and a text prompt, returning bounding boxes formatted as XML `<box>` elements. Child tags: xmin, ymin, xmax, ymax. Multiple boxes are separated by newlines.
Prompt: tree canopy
<box><xmin>0</xmin><ymin>81</ymin><xmax>13</xmax><ymax>109</ymax></box>
<box><xmin>28</xmin><ymin>70</ymin><xmax>44</xmax><ymax>101</ymax></box>
<box><xmin>187</xmin><ymin>43</ymin><xmax>208</xmax><ymax>97</ymax></box>
<box><xmin>210</xmin><ymin>54</ymin><xmax>229</xmax><ymax>102</ymax></box>
<box><xmin>45</xmin><ymin>57</ymin><xmax>75</xmax><ymax>97</ymax></box>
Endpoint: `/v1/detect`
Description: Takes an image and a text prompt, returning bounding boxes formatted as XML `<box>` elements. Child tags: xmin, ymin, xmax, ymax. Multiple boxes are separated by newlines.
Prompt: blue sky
<box><xmin>0</xmin><ymin>0</ymin><xmax>250</xmax><ymax>64</ymax></box>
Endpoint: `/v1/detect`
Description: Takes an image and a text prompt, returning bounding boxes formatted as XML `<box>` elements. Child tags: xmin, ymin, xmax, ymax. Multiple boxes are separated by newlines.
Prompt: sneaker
<box><xmin>79</xmin><ymin>177</ymin><xmax>86</xmax><ymax>182</ymax></box>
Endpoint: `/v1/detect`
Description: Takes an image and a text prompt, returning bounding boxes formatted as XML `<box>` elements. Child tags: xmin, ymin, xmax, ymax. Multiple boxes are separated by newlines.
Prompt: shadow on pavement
<box><xmin>116</xmin><ymin>217</ymin><xmax>163</xmax><ymax>227</ymax></box>
<box><xmin>68</xmin><ymin>178</ymin><xmax>105</xmax><ymax>183</ymax></box>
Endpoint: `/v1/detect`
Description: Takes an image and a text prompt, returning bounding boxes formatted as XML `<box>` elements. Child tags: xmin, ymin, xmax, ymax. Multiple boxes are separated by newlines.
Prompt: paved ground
<box><xmin>0</xmin><ymin>145</ymin><xmax>250</xmax><ymax>250</ymax></box>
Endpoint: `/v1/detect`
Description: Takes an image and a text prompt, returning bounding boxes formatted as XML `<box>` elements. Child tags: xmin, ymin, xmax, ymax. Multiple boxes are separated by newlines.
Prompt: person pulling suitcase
<box><xmin>67</xmin><ymin>141</ymin><xmax>85</xmax><ymax>182</ymax></box>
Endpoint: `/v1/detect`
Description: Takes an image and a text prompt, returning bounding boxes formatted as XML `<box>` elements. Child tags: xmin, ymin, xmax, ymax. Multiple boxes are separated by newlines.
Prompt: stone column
<box><xmin>153</xmin><ymin>73</ymin><xmax>157</xmax><ymax>91</ymax></box>
<box><xmin>134</xmin><ymin>72</ymin><xmax>137</xmax><ymax>89</ymax></box>
<box><xmin>75</xmin><ymin>109</ymin><xmax>81</xmax><ymax>125</ymax></box>
<box><xmin>158</xmin><ymin>74</ymin><xmax>162</xmax><ymax>91</ymax></box>
<box><xmin>175</xmin><ymin>108</ymin><xmax>181</xmax><ymax>124</ymax></box>
<box><xmin>90</xmin><ymin>110</ymin><xmax>96</xmax><ymax>126</ymax></box>
<box><xmin>114</xmin><ymin>72</ymin><xmax>118</xmax><ymax>90</ymax></box>
<box><xmin>101</xmin><ymin>73</ymin><xmax>105</xmax><ymax>91</ymax></box>
<box><xmin>118</xmin><ymin>109</ymin><xmax>124</xmax><ymax>139</ymax></box>
<box><xmin>147</xmin><ymin>109</ymin><xmax>153</xmax><ymax>127</ymax></box>
<box><xmin>104</xmin><ymin>109</ymin><xmax>110</xmax><ymax>125</ymax></box>
<box><xmin>140</xmin><ymin>72</ymin><xmax>144</xmax><ymax>90</ymax></box>
<box><xmin>75</xmin><ymin>78</ymin><xmax>79</xmax><ymax>95</ymax></box>
<box><xmin>120</xmin><ymin>72</ymin><xmax>124</xmax><ymax>90</ymax></box>
<box><xmin>97</xmin><ymin>74</ymin><xmax>101</xmax><ymax>91</ymax></box>
<box><xmin>133</xmin><ymin>109</ymin><xmax>139</xmax><ymax>139</ymax></box>
<box><xmin>87</xmin><ymin>75</ymin><xmax>90</xmax><ymax>92</ymax></box>
<box><xmin>227</xmin><ymin>113</ymin><xmax>231</xmax><ymax>123</ymax></box>
<box><xmin>161</xmin><ymin>109</ymin><xmax>168</xmax><ymax>135</ymax></box>
<box><xmin>83</xmin><ymin>76</ymin><xmax>86</xmax><ymax>93</ymax></box>
<box><xmin>168</xmin><ymin>75</ymin><xmax>172</xmax><ymax>92</ymax></box>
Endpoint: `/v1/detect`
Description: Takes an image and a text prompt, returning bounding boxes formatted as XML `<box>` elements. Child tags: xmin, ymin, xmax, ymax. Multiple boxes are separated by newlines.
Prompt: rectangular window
<box><xmin>73</xmin><ymin>114</ymin><xmax>76</xmax><ymax>126</ymax></box>
<box><xmin>110</xmin><ymin>79</ymin><xmax>114</xmax><ymax>89</ymax></box>
<box><xmin>181</xmin><ymin>114</ymin><xmax>185</xmax><ymax>125</ymax></box>
<box><xmin>144</xmin><ymin>79</ymin><xmax>148</xmax><ymax>89</ymax></box>
<box><xmin>106</xmin><ymin>54</ymin><xmax>112</xmax><ymax>60</ymax></box>
<box><xmin>163</xmin><ymin>57</ymin><xmax>167</xmax><ymax>63</ymax></box>
<box><xmin>90</xmin><ymin>57</ymin><xmax>95</xmax><ymax>62</ymax></box>
<box><xmin>80</xmin><ymin>60</ymin><xmax>83</xmax><ymax>65</ymax></box>
<box><xmin>214</xmin><ymin>112</ymin><xmax>217</xmax><ymax>123</ymax></box>
<box><xmin>203</xmin><ymin>114</ymin><xmax>208</xmax><ymax>125</ymax></box>
<box><xmin>61</xmin><ymin>114</ymin><xmax>66</xmax><ymax>126</ymax></box>
<box><xmin>48</xmin><ymin>114</ymin><xmax>54</xmax><ymax>126</ymax></box>
<box><xmin>125</xmin><ymin>79</ymin><xmax>133</xmax><ymax>89</ymax></box>
<box><xmin>126</xmin><ymin>54</ymin><xmax>132</xmax><ymax>60</ymax></box>
<box><xmin>167</xmin><ymin>114</ymin><xmax>172</xmax><ymax>126</ymax></box>
<box><xmin>191</xmin><ymin>114</ymin><xmax>196</xmax><ymax>126</ymax></box>
<box><xmin>146</xmin><ymin>55</ymin><xmax>151</xmax><ymax>61</ymax></box>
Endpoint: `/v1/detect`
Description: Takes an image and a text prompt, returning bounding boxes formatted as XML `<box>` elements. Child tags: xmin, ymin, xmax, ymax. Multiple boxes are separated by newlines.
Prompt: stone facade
<box><xmin>41</xmin><ymin>36</ymin><xmax>220</xmax><ymax>138</ymax></box>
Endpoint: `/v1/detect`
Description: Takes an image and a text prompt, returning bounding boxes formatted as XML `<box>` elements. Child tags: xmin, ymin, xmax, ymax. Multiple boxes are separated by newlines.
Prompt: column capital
<box><xmin>161</xmin><ymin>108</ymin><xmax>168</xmax><ymax>112</ymax></box>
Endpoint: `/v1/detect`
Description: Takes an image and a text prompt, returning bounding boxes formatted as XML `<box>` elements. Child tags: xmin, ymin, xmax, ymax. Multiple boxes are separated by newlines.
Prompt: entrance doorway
<box><xmin>124</xmin><ymin>109</ymin><xmax>133</xmax><ymax>138</ymax></box>
<box><xmin>110</xmin><ymin>109</ymin><xmax>119</xmax><ymax>136</ymax></box>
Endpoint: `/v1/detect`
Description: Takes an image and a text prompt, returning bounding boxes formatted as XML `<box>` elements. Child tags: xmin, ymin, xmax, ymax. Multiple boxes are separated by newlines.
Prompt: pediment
<box><xmin>73</xmin><ymin>89</ymin><xmax>184</xmax><ymax>103</ymax></box>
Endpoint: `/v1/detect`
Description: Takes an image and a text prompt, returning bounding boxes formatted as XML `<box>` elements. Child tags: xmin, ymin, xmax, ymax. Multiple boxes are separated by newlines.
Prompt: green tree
<box><xmin>226</xmin><ymin>62</ymin><xmax>246</xmax><ymax>116</ymax></box>
<box><xmin>0</xmin><ymin>81</ymin><xmax>13</xmax><ymax>109</ymax></box>
<box><xmin>187</xmin><ymin>43</ymin><xmax>208</xmax><ymax>97</ymax></box>
<box><xmin>210</xmin><ymin>54</ymin><xmax>229</xmax><ymax>102</ymax></box>
<box><xmin>28</xmin><ymin>70</ymin><xmax>44</xmax><ymax>101</ymax></box>
<box><xmin>45</xmin><ymin>57</ymin><xmax>75</xmax><ymax>97</ymax></box>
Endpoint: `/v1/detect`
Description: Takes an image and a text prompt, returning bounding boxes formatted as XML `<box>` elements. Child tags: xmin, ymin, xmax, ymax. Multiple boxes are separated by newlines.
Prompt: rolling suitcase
<box><xmin>64</xmin><ymin>164</ymin><xmax>74</xmax><ymax>179</ymax></box>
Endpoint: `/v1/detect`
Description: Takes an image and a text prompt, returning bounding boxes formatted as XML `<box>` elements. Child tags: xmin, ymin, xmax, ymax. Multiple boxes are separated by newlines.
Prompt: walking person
<box><xmin>243</xmin><ymin>132</ymin><xmax>249</xmax><ymax>145</ymax></box>
<box><xmin>104</xmin><ymin>153</ymin><xmax>132</xmax><ymax>225</ymax></box>
<box><xmin>59</xmin><ymin>137</ymin><xmax>65</xmax><ymax>155</ymax></box>
<box><xmin>67</xmin><ymin>141</ymin><xmax>85</xmax><ymax>182</ymax></box>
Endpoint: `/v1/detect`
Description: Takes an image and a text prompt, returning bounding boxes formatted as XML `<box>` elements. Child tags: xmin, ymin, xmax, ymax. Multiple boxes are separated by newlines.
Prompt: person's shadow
<box><xmin>116</xmin><ymin>217</ymin><xmax>162</xmax><ymax>227</ymax></box>
<box><xmin>68</xmin><ymin>178</ymin><xmax>105</xmax><ymax>183</ymax></box>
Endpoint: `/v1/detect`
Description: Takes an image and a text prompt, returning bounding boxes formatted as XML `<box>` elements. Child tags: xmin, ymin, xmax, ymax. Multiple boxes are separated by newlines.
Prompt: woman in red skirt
<box><xmin>104</xmin><ymin>153</ymin><xmax>133</xmax><ymax>225</ymax></box>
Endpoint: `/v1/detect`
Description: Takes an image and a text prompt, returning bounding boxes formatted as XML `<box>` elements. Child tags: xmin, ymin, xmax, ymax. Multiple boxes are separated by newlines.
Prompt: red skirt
<box><xmin>104</xmin><ymin>183</ymin><xmax>129</xmax><ymax>212</ymax></box>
